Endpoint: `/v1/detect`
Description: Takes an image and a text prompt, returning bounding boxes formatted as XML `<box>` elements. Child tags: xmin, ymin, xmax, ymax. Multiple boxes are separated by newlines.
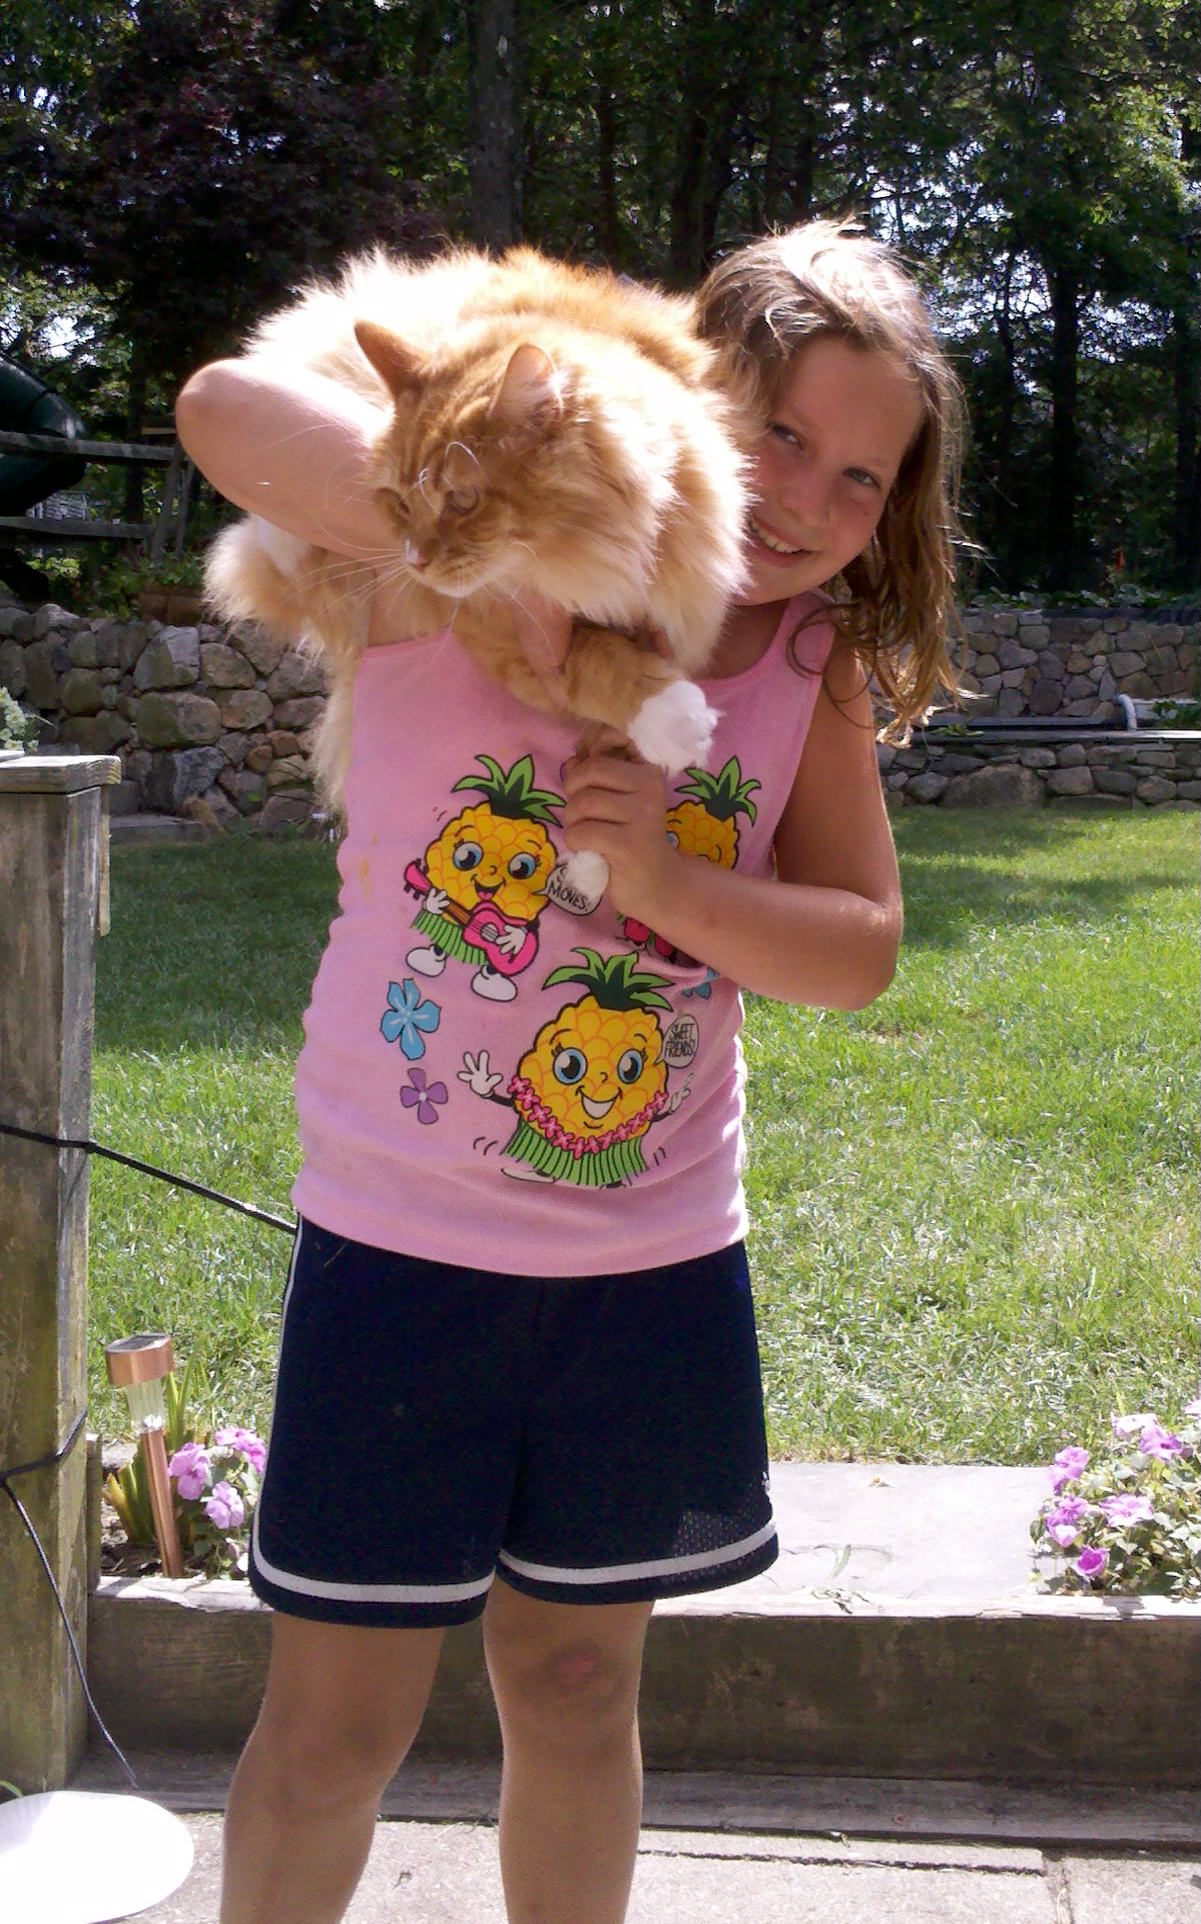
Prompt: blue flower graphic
<box><xmin>682</xmin><ymin>968</ymin><xmax>718</xmax><ymax>1001</ymax></box>
<box><xmin>380</xmin><ymin>978</ymin><xmax>441</xmax><ymax>1060</ymax></box>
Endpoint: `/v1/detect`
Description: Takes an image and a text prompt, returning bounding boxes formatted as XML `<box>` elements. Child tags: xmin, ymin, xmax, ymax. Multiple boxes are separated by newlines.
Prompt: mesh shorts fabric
<box><xmin>249</xmin><ymin>1218</ymin><xmax>778</xmax><ymax>1627</ymax></box>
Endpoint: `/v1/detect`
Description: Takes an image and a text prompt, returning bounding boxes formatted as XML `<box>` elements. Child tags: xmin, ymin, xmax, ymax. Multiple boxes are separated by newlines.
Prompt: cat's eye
<box><xmin>445</xmin><ymin>487</ymin><xmax>480</xmax><ymax>515</ymax></box>
<box><xmin>377</xmin><ymin>487</ymin><xmax>410</xmax><ymax>520</ymax></box>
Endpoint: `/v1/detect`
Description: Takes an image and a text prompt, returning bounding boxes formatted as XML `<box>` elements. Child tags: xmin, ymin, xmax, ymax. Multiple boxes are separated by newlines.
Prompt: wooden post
<box><xmin>0</xmin><ymin>753</ymin><xmax>119</xmax><ymax>1788</ymax></box>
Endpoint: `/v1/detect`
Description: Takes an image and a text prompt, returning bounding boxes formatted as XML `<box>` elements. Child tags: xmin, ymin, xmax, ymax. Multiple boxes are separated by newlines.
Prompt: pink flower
<box><xmin>1048</xmin><ymin>1445</ymin><xmax>1089</xmax><ymax>1492</ymax></box>
<box><xmin>203</xmin><ymin>1480</ymin><xmax>245</xmax><ymax>1532</ymax></box>
<box><xmin>1111</xmin><ymin>1412</ymin><xmax>1155</xmax><ymax>1439</ymax></box>
<box><xmin>1184</xmin><ymin>1398</ymin><xmax>1201</xmax><ymax>1422</ymax></box>
<box><xmin>1138</xmin><ymin>1423</ymin><xmax>1184</xmax><ymax>1461</ymax></box>
<box><xmin>214</xmin><ymin>1426</ymin><xmax>267</xmax><ymax>1476</ymax></box>
<box><xmin>1073</xmin><ymin>1545</ymin><xmax>1108</xmax><ymax>1581</ymax></box>
<box><xmin>1045</xmin><ymin>1495</ymin><xmax>1091</xmax><ymax>1547</ymax></box>
<box><xmin>168</xmin><ymin>1441</ymin><xmax>212</xmax><ymax>1501</ymax></box>
<box><xmin>1100</xmin><ymin>1493</ymin><xmax>1154</xmax><ymax>1527</ymax></box>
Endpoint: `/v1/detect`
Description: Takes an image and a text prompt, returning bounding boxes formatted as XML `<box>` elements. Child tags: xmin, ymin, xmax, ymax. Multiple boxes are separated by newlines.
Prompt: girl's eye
<box><xmin>452</xmin><ymin>840</ymin><xmax>483</xmax><ymax>871</ymax></box>
<box><xmin>846</xmin><ymin>469</ymin><xmax>881</xmax><ymax>491</ymax></box>
<box><xmin>616</xmin><ymin>1048</ymin><xmax>644</xmax><ymax>1086</ymax></box>
<box><xmin>553</xmin><ymin>1048</ymin><xmax>587</xmax><ymax>1086</ymax></box>
<box><xmin>508</xmin><ymin>852</ymin><xmax>537</xmax><ymax>880</ymax></box>
<box><xmin>446</xmin><ymin>487</ymin><xmax>480</xmax><ymax>514</ymax></box>
<box><xmin>770</xmin><ymin>423</ymin><xmax>799</xmax><ymax>447</ymax></box>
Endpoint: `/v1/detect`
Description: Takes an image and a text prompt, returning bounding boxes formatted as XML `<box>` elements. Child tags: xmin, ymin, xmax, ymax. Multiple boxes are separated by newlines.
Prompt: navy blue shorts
<box><xmin>249</xmin><ymin>1218</ymin><xmax>777</xmax><ymax>1627</ymax></box>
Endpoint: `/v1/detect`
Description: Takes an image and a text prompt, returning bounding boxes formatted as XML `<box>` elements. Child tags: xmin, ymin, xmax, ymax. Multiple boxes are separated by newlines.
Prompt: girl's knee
<box><xmin>248</xmin><ymin>1701</ymin><xmax>417</xmax><ymax>1812</ymax></box>
<box><xmin>485</xmin><ymin>1618</ymin><xmax>647</xmax><ymax>1747</ymax></box>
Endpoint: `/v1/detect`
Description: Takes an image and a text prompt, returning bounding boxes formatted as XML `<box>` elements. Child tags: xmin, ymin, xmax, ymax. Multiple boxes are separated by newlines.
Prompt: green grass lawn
<box><xmin>86</xmin><ymin>809</ymin><xmax>1199</xmax><ymax>1463</ymax></box>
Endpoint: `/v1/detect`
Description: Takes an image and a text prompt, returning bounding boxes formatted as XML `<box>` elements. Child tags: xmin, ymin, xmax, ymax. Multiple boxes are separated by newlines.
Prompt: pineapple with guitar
<box><xmin>405</xmin><ymin>753</ymin><xmax>564</xmax><ymax>1002</ymax></box>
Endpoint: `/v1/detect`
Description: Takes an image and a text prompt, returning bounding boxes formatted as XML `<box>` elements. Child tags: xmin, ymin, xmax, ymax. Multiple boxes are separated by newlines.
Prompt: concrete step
<box><xmin>87</xmin><ymin>1465</ymin><xmax>1201</xmax><ymax>1790</ymax></box>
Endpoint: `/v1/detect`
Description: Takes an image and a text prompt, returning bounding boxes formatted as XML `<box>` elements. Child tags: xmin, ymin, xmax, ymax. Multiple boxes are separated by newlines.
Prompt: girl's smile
<box><xmin>738</xmin><ymin>335</ymin><xmax>924</xmax><ymax>605</ymax></box>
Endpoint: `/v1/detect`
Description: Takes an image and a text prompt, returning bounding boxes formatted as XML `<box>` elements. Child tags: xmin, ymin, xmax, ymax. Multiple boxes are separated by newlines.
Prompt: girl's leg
<box><xmin>482</xmin><ymin>1581</ymin><xmax>654</xmax><ymax>1924</ymax></box>
<box><xmin>220</xmin><ymin>1612</ymin><xmax>445</xmax><ymax>1924</ymax></box>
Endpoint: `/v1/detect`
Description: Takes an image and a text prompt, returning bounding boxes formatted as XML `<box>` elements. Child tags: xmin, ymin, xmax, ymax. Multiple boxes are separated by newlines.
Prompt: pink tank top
<box><xmin>291</xmin><ymin>594</ymin><xmax>832</xmax><ymax>1275</ymax></box>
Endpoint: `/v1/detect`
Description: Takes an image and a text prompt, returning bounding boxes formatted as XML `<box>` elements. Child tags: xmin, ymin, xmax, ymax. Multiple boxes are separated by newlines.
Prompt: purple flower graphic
<box><xmin>213</xmin><ymin>1425</ymin><xmax>267</xmax><ymax>1476</ymax></box>
<box><xmin>1048</xmin><ymin>1445</ymin><xmax>1090</xmax><ymax>1493</ymax></box>
<box><xmin>1073</xmin><ymin>1545</ymin><xmax>1108</xmax><ymax>1581</ymax></box>
<box><xmin>380</xmin><ymin>978</ymin><xmax>441</xmax><ymax>1061</ymax></box>
<box><xmin>401</xmin><ymin>1066</ymin><xmax>448</xmax><ymax>1125</ymax></box>
<box><xmin>204</xmin><ymin>1480</ymin><xmax>245</xmax><ymax>1532</ymax></box>
<box><xmin>1100</xmin><ymin>1492</ymin><xmax>1154</xmax><ymax>1527</ymax></box>
<box><xmin>168</xmin><ymin>1441</ymin><xmax>212</xmax><ymax>1501</ymax></box>
<box><xmin>1138</xmin><ymin>1422</ymin><xmax>1185</xmax><ymax>1461</ymax></box>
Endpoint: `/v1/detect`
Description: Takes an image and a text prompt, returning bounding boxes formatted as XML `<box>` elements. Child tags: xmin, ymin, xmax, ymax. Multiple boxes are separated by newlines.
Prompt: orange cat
<box><xmin>205</xmin><ymin>246</ymin><xmax>752</xmax><ymax>887</ymax></box>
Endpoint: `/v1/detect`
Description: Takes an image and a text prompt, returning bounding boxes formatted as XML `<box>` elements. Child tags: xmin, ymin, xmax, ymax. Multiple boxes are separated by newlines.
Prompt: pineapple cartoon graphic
<box><xmin>459</xmin><ymin>949</ymin><xmax>690</xmax><ymax>1184</ymax></box>
<box><xmin>624</xmin><ymin>757</ymin><xmax>761</xmax><ymax>965</ymax></box>
<box><xmin>405</xmin><ymin>754</ymin><xmax>563</xmax><ymax>1002</ymax></box>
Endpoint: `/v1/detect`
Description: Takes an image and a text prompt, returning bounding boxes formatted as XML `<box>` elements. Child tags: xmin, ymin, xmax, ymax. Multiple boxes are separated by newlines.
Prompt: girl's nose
<box><xmin>779</xmin><ymin>460</ymin><xmax>831</xmax><ymax>528</ymax></box>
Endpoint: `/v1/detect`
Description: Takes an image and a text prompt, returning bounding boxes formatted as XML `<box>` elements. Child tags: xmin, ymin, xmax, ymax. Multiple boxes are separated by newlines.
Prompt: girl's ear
<box><xmin>354</xmin><ymin>320</ymin><xmax>425</xmax><ymax>397</ymax></box>
<box><xmin>489</xmin><ymin>343</ymin><xmax>564</xmax><ymax>442</ymax></box>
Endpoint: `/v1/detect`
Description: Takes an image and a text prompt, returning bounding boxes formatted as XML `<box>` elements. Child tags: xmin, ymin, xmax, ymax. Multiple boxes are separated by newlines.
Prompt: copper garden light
<box><xmin>104</xmin><ymin>1332</ymin><xmax>185</xmax><ymax>1578</ymax></box>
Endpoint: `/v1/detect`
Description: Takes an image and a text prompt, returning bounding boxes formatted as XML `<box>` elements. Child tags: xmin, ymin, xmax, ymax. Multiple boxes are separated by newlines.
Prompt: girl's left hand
<box><xmin>562</xmin><ymin>742</ymin><xmax>675</xmax><ymax>922</ymax></box>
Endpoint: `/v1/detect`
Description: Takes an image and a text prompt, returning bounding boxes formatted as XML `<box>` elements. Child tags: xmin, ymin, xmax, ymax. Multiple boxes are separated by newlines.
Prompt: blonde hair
<box><xmin>696</xmin><ymin>220</ymin><xmax>967</xmax><ymax>732</ymax></box>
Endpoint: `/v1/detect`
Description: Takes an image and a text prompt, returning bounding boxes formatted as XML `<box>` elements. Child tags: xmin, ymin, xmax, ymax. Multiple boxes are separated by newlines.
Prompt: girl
<box><xmin>175</xmin><ymin>219</ymin><xmax>964</xmax><ymax>1924</ymax></box>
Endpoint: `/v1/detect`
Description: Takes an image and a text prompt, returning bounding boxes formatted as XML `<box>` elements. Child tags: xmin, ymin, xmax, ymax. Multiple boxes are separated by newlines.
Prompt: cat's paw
<box><xmin>561</xmin><ymin>848</ymin><xmax>610</xmax><ymax>898</ymax></box>
<box><xmin>628</xmin><ymin>681</ymin><xmax>718</xmax><ymax>773</ymax></box>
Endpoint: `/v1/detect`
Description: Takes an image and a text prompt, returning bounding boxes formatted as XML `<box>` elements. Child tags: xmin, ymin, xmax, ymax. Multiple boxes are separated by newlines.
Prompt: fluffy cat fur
<box><xmin>205</xmin><ymin>246</ymin><xmax>753</xmax><ymax>879</ymax></box>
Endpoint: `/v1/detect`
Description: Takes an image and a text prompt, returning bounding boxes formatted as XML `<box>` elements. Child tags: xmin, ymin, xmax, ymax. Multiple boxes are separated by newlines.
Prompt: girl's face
<box><xmin>738</xmin><ymin>335</ymin><xmax>924</xmax><ymax>606</ymax></box>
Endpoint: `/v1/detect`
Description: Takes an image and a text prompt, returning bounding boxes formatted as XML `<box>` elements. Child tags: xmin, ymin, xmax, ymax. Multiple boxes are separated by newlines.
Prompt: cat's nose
<box><xmin>403</xmin><ymin>540</ymin><xmax>428</xmax><ymax>570</ymax></box>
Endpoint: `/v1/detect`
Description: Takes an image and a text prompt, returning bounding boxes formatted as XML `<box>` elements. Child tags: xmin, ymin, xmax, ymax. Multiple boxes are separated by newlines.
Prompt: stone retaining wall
<box><xmin>958</xmin><ymin>606</ymin><xmax>1198</xmax><ymax>717</ymax></box>
<box><xmin>881</xmin><ymin>735</ymin><xmax>1201</xmax><ymax>809</ymax></box>
<box><xmin>0</xmin><ymin>602</ymin><xmax>324</xmax><ymax>829</ymax></box>
<box><xmin>1</xmin><ymin>600</ymin><xmax>1197</xmax><ymax>824</ymax></box>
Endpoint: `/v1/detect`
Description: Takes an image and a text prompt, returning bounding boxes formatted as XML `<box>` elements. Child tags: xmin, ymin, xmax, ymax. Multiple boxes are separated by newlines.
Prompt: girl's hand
<box><xmin>562</xmin><ymin>743</ymin><xmax>676</xmax><ymax>922</ymax></box>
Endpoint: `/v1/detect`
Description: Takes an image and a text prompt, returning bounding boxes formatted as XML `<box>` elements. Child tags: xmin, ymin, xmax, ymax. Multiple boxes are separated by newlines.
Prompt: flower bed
<box><xmin>1032</xmin><ymin>1400</ymin><xmax>1200</xmax><ymax>1599</ymax></box>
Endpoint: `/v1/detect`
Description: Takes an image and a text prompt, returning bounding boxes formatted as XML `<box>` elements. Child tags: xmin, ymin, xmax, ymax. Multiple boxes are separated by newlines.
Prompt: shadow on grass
<box><xmin>97</xmin><ymin>837</ymin><xmax>338</xmax><ymax>1053</ymax></box>
<box><xmin>892</xmin><ymin>806</ymin><xmax>1197</xmax><ymax>952</ymax></box>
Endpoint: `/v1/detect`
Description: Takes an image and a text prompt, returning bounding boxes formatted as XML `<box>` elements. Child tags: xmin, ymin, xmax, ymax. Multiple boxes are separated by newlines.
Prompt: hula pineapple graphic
<box><xmin>406</xmin><ymin>754</ymin><xmax>563</xmax><ymax>1002</ymax></box>
<box><xmin>625</xmin><ymin>757</ymin><xmax>761</xmax><ymax>964</ymax></box>
<box><xmin>459</xmin><ymin>948</ymin><xmax>690</xmax><ymax>1184</ymax></box>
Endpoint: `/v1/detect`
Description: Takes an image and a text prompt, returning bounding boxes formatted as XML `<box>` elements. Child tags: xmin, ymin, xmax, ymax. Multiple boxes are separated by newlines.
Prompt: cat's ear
<box><xmin>489</xmin><ymin>343</ymin><xmax>563</xmax><ymax>443</ymax></box>
<box><xmin>354</xmin><ymin>320</ymin><xmax>425</xmax><ymax>397</ymax></box>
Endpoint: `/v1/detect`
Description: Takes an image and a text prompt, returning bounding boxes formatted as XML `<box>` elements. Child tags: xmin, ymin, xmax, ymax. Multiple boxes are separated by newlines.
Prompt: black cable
<box><xmin>0</xmin><ymin>1121</ymin><xmax>295</xmax><ymax>1236</ymax></box>
<box><xmin>0</xmin><ymin>1411</ymin><xmax>138</xmax><ymax>1791</ymax></box>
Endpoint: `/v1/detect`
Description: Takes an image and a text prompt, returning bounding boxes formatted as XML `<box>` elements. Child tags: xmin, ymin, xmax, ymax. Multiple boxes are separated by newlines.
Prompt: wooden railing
<box><xmin>0</xmin><ymin>429</ymin><xmax>195</xmax><ymax>566</ymax></box>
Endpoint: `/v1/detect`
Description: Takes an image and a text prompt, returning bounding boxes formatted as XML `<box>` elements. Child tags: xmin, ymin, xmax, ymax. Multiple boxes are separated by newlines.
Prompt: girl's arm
<box><xmin>175</xmin><ymin>358</ymin><xmax>396</xmax><ymax>558</ymax></box>
<box><xmin>561</xmin><ymin>648</ymin><xmax>902</xmax><ymax>1010</ymax></box>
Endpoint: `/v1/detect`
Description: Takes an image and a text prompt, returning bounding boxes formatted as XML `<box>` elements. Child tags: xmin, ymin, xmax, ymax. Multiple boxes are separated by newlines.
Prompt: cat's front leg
<box><xmin>560</xmin><ymin>625</ymin><xmax>717</xmax><ymax>774</ymax></box>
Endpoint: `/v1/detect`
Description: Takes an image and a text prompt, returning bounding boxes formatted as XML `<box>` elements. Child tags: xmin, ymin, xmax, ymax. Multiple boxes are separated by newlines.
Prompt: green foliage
<box><xmin>3</xmin><ymin>1</ymin><xmax>1194</xmax><ymax>602</ymax></box>
<box><xmin>0</xmin><ymin>687</ymin><xmax>40</xmax><ymax>749</ymax></box>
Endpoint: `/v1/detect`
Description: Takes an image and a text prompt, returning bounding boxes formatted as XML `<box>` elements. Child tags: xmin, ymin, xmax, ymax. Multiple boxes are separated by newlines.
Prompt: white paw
<box><xmin>628</xmin><ymin>682</ymin><xmax>718</xmax><ymax>773</ymax></box>
<box><xmin>561</xmin><ymin>848</ymin><xmax>610</xmax><ymax>898</ymax></box>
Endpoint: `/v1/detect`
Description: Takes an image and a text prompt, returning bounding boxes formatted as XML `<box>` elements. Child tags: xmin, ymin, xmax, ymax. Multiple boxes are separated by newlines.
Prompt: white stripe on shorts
<box><xmin>250</xmin><ymin>1510</ymin><xmax>495</xmax><ymax>1604</ymax></box>
<box><xmin>496</xmin><ymin>1516</ymin><xmax>777</xmax><ymax>1588</ymax></box>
